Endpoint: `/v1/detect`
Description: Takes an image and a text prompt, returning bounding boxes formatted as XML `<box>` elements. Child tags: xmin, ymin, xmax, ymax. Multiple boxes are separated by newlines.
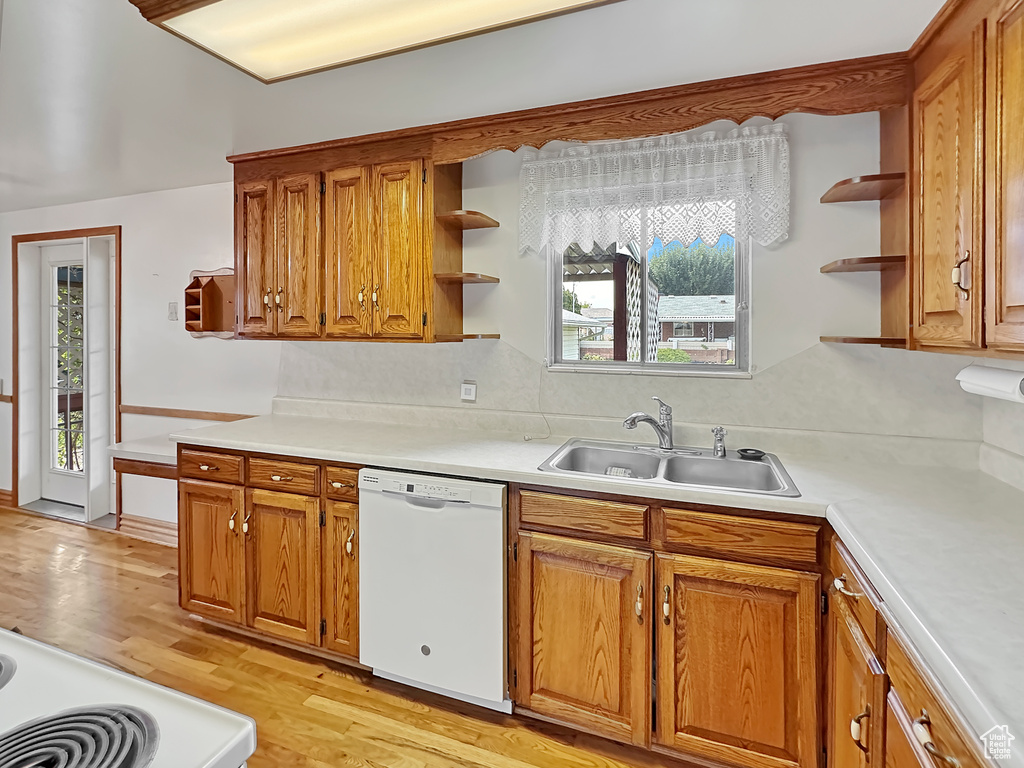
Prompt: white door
<box><xmin>84</xmin><ymin>236</ymin><xmax>114</xmax><ymax>522</ymax></box>
<box><xmin>39</xmin><ymin>245</ymin><xmax>87</xmax><ymax>507</ymax></box>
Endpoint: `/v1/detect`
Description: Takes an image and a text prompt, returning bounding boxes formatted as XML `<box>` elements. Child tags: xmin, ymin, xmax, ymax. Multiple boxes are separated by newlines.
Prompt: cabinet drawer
<box><xmin>662</xmin><ymin>507</ymin><xmax>819</xmax><ymax>566</ymax></box>
<box><xmin>179</xmin><ymin>449</ymin><xmax>244</xmax><ymax>484</ymax></box>
<box><xmin>248</xmin><ymin>457</ymin><xmax>321</xmax><ymax>495</ymax></box>
<box><xmin>887</xmin><ymin>633</ymin><xmax>986</xmax><ymax>768</ymax></box>
<box><xmin>830</xmin><ymin>538</ymin><xmax>880</xmax><ymax>647</ymax></box>
<box><xmin>325</xmin><ymin>466</ymin><xmax>359</xmax><ymax>501</ymax></box>
<box><xmin>519</xmin><ymin>490</ymin><xmax>648</xmax><ymax>541</ymax></box>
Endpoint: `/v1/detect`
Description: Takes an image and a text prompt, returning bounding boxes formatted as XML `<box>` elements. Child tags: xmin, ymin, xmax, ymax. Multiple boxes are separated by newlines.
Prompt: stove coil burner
<box><xmin>0</xmin><ymin>705</ymin><xmax>159</xmax><ymax>768</ymax></box>
<box><xmin>0</xmin><ymin>655</ymin><xmax>14</xmax><ymax>692</ymax></box>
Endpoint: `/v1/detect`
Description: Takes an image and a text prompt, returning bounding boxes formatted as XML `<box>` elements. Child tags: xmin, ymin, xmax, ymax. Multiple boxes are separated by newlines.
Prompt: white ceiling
<box><xmin>0</xmin><ymin>0</ymin><xmax>946</xmax><ymax>213</ymax></box>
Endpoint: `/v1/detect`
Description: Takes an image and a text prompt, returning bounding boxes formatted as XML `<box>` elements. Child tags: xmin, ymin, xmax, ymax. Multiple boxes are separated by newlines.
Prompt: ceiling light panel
<box><xmin>163</xmin><ymin>0</ymin><xmax>609</xmax><ymax>82</ymax></box>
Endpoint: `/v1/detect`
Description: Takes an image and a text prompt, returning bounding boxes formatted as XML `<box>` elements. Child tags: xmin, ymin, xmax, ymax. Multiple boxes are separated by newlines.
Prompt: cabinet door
<box><xmin>325</xmin><ymin>167</ymin><xmax>373</xmax><ymax>338</ymax></box>
<box><xmin>913</xmin><ymin>29</ymin><xmax>985</xmax><ymax>349</ymax></box>
<box><xmin>236</xmin><ymin>179</ymin><xmax>276</xmax><ymax>336</ymax></box>
<box><xmin>827</xmin><ymin>591</ymin><xmax>887</xmax><ymax>768</ymax></box>
<box><xmin>515</xmin><ymin>532</ymin><xmax>652</xmax><ymax>747</ymax></box>
<box><xmin>322</xmin><ymin>500</ymin><xmax>359</xmax><ymax>658</ymax></box>
<box><xmin>178</xmin><ymin>479</ymin><xmax>245</xmax><ymax>623</ymax></box>
<box><xmin>245</xmin><ymin>489</ymin><xmax>321</xmax><ymax>645</ymax></box>
<box><xmin>987</xmin><ymin>1</ymin><xmax>1024</xmax><ymax>349</ymax></box>
<box><xmin>372</xmin><ymin>160</ymin><xmax>425</xmax><ymax>339</ymax></box>
<box><xmin>275</xmin><ymin>172</ymin><xmax>322</xmax><ymax>337</ymax></box>
<box><xmin>656</xmin><ymin>554</ymin><xmax>820</xmax><ymax>768</ymax></box>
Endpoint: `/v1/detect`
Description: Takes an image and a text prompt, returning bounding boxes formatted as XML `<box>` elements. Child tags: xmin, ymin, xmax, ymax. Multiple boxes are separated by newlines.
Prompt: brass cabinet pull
<box><xmin>834</xmin><ymin>575</ymin><xmax>862</xmax><ymax>600</ymax></box>
<box><xmin>242</xmin><ymin>512</ymin><xmax>252</xmax><ymax>535</ymax></box>
<box><xmin>951</xmin><ymin>251</ymin><xmax>970</xmax><ymax>298</ymax></box>
<box><xmin>263</xmin><ymin>290</ymin><xmax>271</xmax><ymax>307</ymax></box>
<box><xmin>275</xmin><ymin>288</ymin><xmax>284</xmax><ymax>311</ymax></box>
<box><xmin>913</xmin><ymin>711</ymin><xmax>961</xmax><ymax>767</ymax></box>
<box><xmin>331</xmin><ymin>481</ymin><xmax>355</xmax><ymax>489</ymax></box>
<box><xmin>850</xmin><ymin>705</ymin><xmax>870</xmax><ymax>753</ymax></box>
<box><xmin>634</xmin><ymin>582</ymin><xmax>644</xmax><ymax>622</ymax></box>
<box><xmin>346</xmin><ymin>528</ymin><xmax>356</xmax><ymax>557</ymax></box>
<box><xmin>371</xmin><ymin>285</ymin><xmax>380</xmax><ymax>310</ymax></box>
<box><xmin>663</xmin><ymin>585</ymin><xmax>671</xmax><ymax>624</ymax></box>
<box><xmin>198</xmin><ymin>464</ymin><xmax>219</xmax><ymax>472</ymax></box>
<box><xmin>357</xmin><ymin>285</ymin><xmax>366</xmax><ymax>310</ymax></box>
<box><xmin>228</xmin><ymin>510</ymin><xmax>238</xmax><ymax>533</ymax></box>
<box><xmin>270</xmin><ymin>475</ymin><xmax>293</xmax><ymax>482</ymax></box>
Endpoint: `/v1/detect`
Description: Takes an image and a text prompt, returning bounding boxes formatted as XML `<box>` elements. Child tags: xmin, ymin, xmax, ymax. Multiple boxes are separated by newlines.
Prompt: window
<box><xmin>553</xmin><ymin>219</ymin><xmax>748</xmax><ymax>372</ymax></box>
<box><xmin>49</xmin><ymin>264</ymin><xmax>85</xmax><ymax>472</ymax></box>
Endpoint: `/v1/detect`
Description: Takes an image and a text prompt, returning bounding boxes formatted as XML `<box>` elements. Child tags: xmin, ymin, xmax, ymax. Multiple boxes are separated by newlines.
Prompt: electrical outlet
<box><xmin>168</xmin><ymin>302</ymin><xmax>178</xmax><ymax>321</ymax></box>
<box><xmin>461</xmin><ymin>381</ymin><xmax>477</xmax><ymax>402</ymax></box>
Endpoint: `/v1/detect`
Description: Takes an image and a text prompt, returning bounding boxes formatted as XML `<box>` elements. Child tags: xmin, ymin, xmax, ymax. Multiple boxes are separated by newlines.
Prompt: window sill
<box><xmin>547</xmin><ymin>362</ymin><xmax>752</xmax><ymax>379</ymax></box>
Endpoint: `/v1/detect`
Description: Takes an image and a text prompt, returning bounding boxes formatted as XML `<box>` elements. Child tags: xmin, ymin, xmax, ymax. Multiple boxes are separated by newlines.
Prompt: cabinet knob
<box><xmin>951</xmin><ymin>251</ymin><xmax>970</xmax><ymax>299</ymax></box>
<box><xmin>850</xmin><ymin>705</ymin><xmax>870</xmax><ymax>753</ymax></box>
<box><xmin>913</xmin><ymin>711</ymin><xmax>961</xmax><ymax>767</ymax></box>
<box><xmin>346</xmin><ymin>528</ymin><xmax>356</xmax><ymax>557</ymax></box>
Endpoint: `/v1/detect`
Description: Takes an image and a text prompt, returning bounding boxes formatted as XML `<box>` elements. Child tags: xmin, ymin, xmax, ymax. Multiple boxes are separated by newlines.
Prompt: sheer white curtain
<box><xmin>519</xmin><ymin>123</ymin><xmax>790</xmax><ymax>255</ymax></box>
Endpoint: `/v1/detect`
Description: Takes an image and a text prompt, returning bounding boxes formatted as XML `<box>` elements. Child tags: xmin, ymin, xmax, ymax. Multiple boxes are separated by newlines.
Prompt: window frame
<box><xmin>546</xmin><ymin>234</ymin><xmax>751</xmax><ymax>378</ymax></box>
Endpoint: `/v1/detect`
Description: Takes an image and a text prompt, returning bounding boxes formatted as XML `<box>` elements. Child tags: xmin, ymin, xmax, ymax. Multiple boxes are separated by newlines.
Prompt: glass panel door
<box><xmin>51</xmin><ymin>264</ymin><xmax>85</xmax><ymax>474</ymax></box>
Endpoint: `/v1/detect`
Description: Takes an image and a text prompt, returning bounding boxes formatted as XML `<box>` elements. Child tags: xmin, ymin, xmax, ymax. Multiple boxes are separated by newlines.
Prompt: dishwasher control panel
<box><xmin>360</xmin><ymin>471</ymin><xmax>474</xmax><ymax>503</ymax></box>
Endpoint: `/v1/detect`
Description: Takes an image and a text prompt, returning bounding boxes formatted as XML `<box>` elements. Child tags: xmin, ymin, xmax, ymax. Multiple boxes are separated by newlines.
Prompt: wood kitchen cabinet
<box><xmin>655</xmin><ymin>553</ymin><xmax>821</xmax><ymax>768</ymax></box>
<box><xmin>324</xmin><ymin>166</ymin><xmax>372</xmax><ymax>338</ymax></box>
<box><xmin>178</xmin><ymin>478</ymin><xmax>246</xmax><ymax>623</ymax></box>
<box><xmin>245</xmin><ymin>489</ymin><xmax>322</xmax><ymax>645</ymax></box>
<box><xmin>912</xmin><ymin>29</ymin><xmax>985</xmax><ymax>350</ymax></box>
<box><xmin>236</xmin><ymin>180</ymin><xmax>275</xmax><ymax>336</ymax></box>
<box><xmin>514</xmin><ymin>532</ymin><xmax>652</xmax><ymax>747</ymax></box>
<box><xmin>372</xmin><ymin>160</ymin><xmax>425</xmax><ymax>339</ymax></box>
<box><xmin>827</xmin><ymin>589</ymin><xmax>886</xmax><ymax>768</ymax></box>
<box><xmin>322</xmin><ymin>500</ymin><xmax>359</xmax><ymax>657</ymax></box>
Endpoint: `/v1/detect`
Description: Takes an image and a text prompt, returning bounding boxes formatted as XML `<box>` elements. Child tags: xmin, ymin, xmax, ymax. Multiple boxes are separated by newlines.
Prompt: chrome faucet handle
<box><xmin>651</xmin><ymin>396</ymin><xmax>672</xmax><ymax>419</ymax></box>
<box><xmin>712</xmin><ymin>426</ymin><xmax>727</xmax><ymax>438</ymax></box>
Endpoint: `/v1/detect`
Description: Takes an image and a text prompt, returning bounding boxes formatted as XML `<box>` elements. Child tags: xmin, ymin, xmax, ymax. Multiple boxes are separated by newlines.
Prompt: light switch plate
<box><xmin>168</xmin><ymin>302</ymin><xmax>179</xmax><ymax>321</ymax></box>
<box><xmin>461</xmin><ymin>381</ymin><xmax>477</xmax><ymax>402</ymax></box>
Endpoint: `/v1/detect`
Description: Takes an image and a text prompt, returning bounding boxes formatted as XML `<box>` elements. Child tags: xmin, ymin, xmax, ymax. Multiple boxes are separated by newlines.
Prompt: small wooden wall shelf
<box><xmin>820</xmin><ymin>173</ymin><xmax>905</xmax><ymax>203</ymax></box>
<box><xmin>184</xmin><ymin>269</ymin><xmax>235</xmax><ymax>337</ymax></box>
<box><xmin>436</xmin><ymin>210</ymin><xmax>500</xmax><ymax>230</ymax></box>
<box><xmin>820</xmin><ymin>255</ymin><xmax>906</xmax><ymax>273</ymax></box>
<box><xmin>435</xmin><ymin>333</ymin><xmax>501</xmax><ymax>342</ymax></box>
<box><xmin>820</xmin><ymin>336</ymin><xmax>907</xmax><ymax>347</ymax></box>
<box><xmin>434</xmin><ymin>272</ymin><xmax>500</xmax><ymax>284</ymax></box>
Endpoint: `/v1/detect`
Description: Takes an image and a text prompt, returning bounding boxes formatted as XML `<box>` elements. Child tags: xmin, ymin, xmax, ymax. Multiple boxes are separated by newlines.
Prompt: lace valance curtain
<box><xmin>518</xmin><ymin>124</ymin><xmax>790</xmax><ymax>255</ymax></box>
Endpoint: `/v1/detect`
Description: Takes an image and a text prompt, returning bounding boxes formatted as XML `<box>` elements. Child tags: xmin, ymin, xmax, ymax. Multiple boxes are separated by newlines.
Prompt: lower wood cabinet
<box><xmin>655</xmin><ymin>554</ymin><xmax>821</xmax><ymax>768</ymax></box>
<box><xmin>245</xmin><ymin>489</ymin><xmax>321</xmax><ymax>645</ymax></box>
<box><xmin>179</xmin><ymin>479</ymin><xmax>246</xmax><ymax>623</ymax></box>
<box><xmin>827</xmin><ymin>590</ymin><xmax>886</xmax><ymax>768</ymax></box>
<box><xmin>514</xmin><ymin>532</ymin><xmax>652</xmax><ymax>746</ymax></box>
<box><xmin>885</xmin><ymin>691</ymin><xmax>932</xmax><ymax>768</ymax></box>
<box><xmin>322</xmin><ymin>500</ymin><xmax>359</xmax><ymax>657</ymax></box>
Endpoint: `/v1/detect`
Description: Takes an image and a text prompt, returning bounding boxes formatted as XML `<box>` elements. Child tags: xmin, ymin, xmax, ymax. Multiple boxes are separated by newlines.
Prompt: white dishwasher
<box><xmin>358</xmin><ymin>468</ymin><xmax>510</xmax><ymax>712</ymax></box>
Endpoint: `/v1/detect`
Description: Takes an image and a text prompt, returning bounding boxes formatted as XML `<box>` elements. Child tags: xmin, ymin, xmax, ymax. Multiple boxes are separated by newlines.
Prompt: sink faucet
<box><xmin>623</xmin><ymin>397</ymin><xmax>674</xmax><ymax>450</ymax></box>
<box><xmin>712</xmin><ymin>426</ymin><xmax>728</xmax><ymax>457</ymax></box>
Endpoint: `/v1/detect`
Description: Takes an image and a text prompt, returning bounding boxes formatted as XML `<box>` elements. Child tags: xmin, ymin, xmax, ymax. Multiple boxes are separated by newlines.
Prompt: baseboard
<box><xmin>0</xmin><ymin>489</ymin><xmax>14</xmax><ymax>509</ymax></box>
<box><xmin>118</xmin><ymin>514</ymin><xmax>177</xmax><ymax>547</ymax></box>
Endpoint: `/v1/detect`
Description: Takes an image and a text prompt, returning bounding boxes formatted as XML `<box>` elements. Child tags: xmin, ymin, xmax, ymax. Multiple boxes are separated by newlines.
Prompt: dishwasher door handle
<box><xmin>379</xmin><ymin>489</ymin><xmax>473</xmax><ymax>507</ymax></box>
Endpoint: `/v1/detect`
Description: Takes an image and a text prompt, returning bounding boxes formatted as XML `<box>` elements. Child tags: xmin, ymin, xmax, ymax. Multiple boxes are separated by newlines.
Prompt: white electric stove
<box><xmin>0</xmin><ymin>628</ymin><xmax>256</xmax><ymax>767</ymax></box>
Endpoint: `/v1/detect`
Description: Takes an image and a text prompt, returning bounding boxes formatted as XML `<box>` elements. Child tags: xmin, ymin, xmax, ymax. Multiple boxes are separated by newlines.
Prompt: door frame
<box><xmin>10</xmin><ymin>227</ymin><xmax>122</xmax><ymax>508</ymax></box>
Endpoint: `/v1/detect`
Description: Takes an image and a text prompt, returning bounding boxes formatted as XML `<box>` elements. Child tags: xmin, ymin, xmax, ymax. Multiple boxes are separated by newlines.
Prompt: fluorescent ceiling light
<box><xmin>160</xmin><ymin>0</ymin><xmax>612</xmax><ymax>82</ymax></box>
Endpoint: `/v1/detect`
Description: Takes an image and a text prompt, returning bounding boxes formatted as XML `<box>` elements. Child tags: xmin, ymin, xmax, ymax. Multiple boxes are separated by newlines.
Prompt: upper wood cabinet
<box><xmin>655</xmin><ymin>553</ymin><xmax>820</xmax><ymax>768</ymax></box>
<box><xmin>986</xmin><ymin>0</ymin><xmax>1024</xmax><ymax>351</ymax></box>
<box><xmin>514</xmin><ymin>532</ymin><xmax>652</xmax><ymax>747</ymax></box>
<box><xmin>179</xmin><ymin>478</ymin><xmax>246</xmax><ymax>623</ymax></box>
<box><xmin>233</xmin><ymin>155</ymin><xmax>491</xmax><ymax>342</ymax></box>
<box><xmin>245</xmin><ymin>488</ymin><xmax>322</xmax><ymax>645</ymax></box>
<box><xmin>913</xmin><ymin>28</ymin><xmax>985</xmax><ymax>350</ymax></box>
<box><xmin>827</xmin><ymin>589</ymin><xmax>887</xmax><ymax>768</ymax></box>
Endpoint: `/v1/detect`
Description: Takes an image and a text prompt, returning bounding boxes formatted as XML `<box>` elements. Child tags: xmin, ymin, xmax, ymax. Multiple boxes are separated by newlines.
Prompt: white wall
<box><xmin>277</xmin><ymin>113</ymin><xmax>982</xmax><ymax>444</ymax></box>
<box><xmin>0</xmin><ymin>183</ymin><xmax>281</xmax><ymax>490</ymax></box>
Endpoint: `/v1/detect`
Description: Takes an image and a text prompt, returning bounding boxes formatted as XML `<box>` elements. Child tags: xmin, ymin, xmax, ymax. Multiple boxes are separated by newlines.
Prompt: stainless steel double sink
<box><xmin>538</xmin><ymin>439</ymin><xmax>801</xmax><ymax>497</ymax></box>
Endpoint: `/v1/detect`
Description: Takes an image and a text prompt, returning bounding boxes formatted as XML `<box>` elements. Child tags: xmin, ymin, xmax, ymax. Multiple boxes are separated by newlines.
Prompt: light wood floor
<box><xmin>0</xmin><ymin>508</ymin><xmax>683</xmax><ymax>768</ymax></box>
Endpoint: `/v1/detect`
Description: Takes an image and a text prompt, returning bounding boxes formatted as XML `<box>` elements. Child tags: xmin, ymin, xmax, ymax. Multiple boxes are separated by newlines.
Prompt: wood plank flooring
<box><xmin>0</xmin><ymin>508</ymin><xmax>684</xmax><ymax>768</ymax></box>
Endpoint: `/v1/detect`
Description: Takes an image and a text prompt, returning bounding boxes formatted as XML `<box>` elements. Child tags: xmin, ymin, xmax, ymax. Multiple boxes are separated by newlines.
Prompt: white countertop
<box><xmin>172</xmin><ymin>413</ymin><xmax>1024</xmax><ymax>765</ymax></box>
<box><xmin>108</xmin><ymin>435</ymin><xmax>178</xmax><ymax>465</ymax></box>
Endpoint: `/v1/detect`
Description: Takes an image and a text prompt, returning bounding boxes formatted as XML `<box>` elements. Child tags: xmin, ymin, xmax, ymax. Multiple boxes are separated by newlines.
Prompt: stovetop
<box><xmin>0</xmin><ymin>630</ymin><xmax>255</xmax><ymax>768</ymax></box>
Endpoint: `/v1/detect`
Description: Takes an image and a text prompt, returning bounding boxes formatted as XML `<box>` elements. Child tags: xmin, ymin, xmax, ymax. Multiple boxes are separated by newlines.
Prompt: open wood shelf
<box><xmin>435</xmin><ymin>333</ymin><xmax>501</xmax><ymax>342</ymax></box>
<box><xmin>184</xmin><ymin>270</ymin><xmax>234</xmax><ymax>335</ymax></box>
<box><xmin>820</xmin><ymin>255</ymin><xmax>906</xmax><ymax>273</ymax></box>
<box><xmin>436</xmin><ymin>210</ymin><xmax>500</xmax><ymax>230</ymax></box>
<box><xmin>820</xmin><ymin>336</ymin><xmax>907</xmax><ymax>347</ymax></box>
<box><xmin>434</xmin><ymin>272</ymin><xmax>500</xmax><ymax>284</ymax></box>
<box><xmin>820</xmin><ymin>173</ymin><xmax>905</xmax><ymax>203</ymax></box>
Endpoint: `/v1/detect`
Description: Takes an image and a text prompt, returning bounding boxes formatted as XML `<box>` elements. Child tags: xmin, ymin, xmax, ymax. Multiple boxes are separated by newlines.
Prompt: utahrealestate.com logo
<box><xmin>981</xmin><ymin>726</ymin><xmax>1015</xmax><ymax>761</ymax></box>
